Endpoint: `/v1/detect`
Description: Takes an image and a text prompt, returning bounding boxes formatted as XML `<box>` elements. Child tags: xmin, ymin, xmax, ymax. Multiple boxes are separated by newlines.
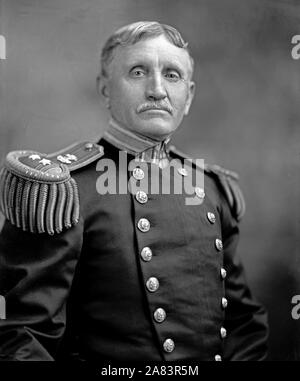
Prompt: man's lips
<box><xmin>142</xmin><ymin>108</ymin><xmax>169</xmax><ymax>113</ymax></box>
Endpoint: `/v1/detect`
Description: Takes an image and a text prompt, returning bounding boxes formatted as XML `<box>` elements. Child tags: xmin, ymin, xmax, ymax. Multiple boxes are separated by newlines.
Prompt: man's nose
<box><xmin>145</xmin><ymin>73</ymin><xmax>167</xmax><ymax>101</ymax></box>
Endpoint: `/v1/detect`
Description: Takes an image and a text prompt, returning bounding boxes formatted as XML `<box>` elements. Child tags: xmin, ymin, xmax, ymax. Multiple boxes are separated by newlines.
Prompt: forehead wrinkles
<box><xmin>110</xmin><ymin>38</ymin><xmax>192</xmax><ymax>77</ymax></box>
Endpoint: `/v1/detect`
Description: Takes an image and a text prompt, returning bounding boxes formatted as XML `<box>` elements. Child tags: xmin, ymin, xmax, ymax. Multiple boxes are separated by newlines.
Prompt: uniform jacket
<box><xmin>0</xmin><ymin>138</ymin><xmax>268</xmax><ymax>361</ymax></box>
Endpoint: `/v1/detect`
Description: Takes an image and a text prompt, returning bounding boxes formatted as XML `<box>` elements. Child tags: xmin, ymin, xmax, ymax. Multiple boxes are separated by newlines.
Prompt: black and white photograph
<box><xmin>0</xmin><ymin>0</ymin><xmax>299</xmax><ymax>369</ymax></box>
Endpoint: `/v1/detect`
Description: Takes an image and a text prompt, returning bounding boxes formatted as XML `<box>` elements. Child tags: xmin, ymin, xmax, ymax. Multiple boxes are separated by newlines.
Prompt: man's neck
<box><xmin>103</xmin><ymin>118</ymin><xmax>171</xmax><ymax>167</ymax></box>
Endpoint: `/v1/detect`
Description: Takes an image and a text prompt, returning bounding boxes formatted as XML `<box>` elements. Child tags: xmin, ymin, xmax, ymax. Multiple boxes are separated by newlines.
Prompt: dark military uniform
<box><xmin>0</xmin><ymin>138</ymin><xmax>268</xmax><ymax>361</ymax></box>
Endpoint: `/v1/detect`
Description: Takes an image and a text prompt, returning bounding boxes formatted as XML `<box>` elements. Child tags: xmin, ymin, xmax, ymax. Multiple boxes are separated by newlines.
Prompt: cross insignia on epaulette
<box><xmin>39</xmin><ymin>158</ymin><xmax>51</xmax><ymax>166</ymax></box>
<box><xmin>57</xmin><ymin>154</ymin><xmax>78</xmax><ymax>164</ymax></box>
<box><xmin>29</xmin><ymin>154</ymin><xmax>41</xmax><ymax>160</ymax></box>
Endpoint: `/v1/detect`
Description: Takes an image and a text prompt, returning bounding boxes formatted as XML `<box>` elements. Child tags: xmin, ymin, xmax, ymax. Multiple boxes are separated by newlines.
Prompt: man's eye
<box><xmin>130</xmin><ymin>68</ymin><xmax>146</xmax><ymax>77</ymax></box>
<box><xmin>164</xmin><ymin>71</ymin><xmax>181</xmax><ymax>81</ymax></box>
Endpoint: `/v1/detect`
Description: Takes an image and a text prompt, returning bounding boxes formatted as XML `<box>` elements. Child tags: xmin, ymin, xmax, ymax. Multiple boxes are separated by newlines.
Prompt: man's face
<box><xmin>101</xmin><ymin>35</ymin><xmax>195</xmax><ymax>141</ymax></box>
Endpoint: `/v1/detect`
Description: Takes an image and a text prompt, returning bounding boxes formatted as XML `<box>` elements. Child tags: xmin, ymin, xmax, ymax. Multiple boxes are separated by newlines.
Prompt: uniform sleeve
<box><xmin>221</xmin><ymin>199</ymin><xmax>269</xmax><ymax>361</ymax></box>
<box><xmin>0</xmin><ymin>219</ymin><xmax>83</xmax><ymax>361</ymax></box>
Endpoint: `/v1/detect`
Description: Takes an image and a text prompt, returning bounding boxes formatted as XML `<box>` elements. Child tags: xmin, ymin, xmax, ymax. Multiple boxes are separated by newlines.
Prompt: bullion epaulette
<box><xmin>0</xmin><ymin>141</ymin><xmax>104</xmax><ymax>235</ymax></box>
<box><xmin>168</xmin><ymin>145</ymin><xmax>246</xmax><ymax>221</ymax></box>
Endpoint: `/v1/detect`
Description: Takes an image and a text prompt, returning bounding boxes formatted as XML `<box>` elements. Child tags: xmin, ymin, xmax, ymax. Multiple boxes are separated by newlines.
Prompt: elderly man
<box><xmin>0</xmin><ymin>21</ymin><xmax>268</xmax><ymax>361</ymax></box>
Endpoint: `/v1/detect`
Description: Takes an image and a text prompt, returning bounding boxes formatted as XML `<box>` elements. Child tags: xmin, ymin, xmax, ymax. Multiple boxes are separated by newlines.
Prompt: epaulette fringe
<box><xmin>0</xmin><ymin>151</ymin><xmax>79</xmax><ymax>235</ymax></box>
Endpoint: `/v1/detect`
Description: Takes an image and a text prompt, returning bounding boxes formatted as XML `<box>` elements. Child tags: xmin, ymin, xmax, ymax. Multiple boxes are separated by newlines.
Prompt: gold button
<box><xmin>220</xmin><ymin>268</ymin><xmax>227</xmax><ymax>279</ymax></box>
<box><xmin>215</xmin><ymin>238</ymin><xmax>223</xmax><ymax>251</ymax></box>
<box><xmin>163</xmin><ymin>338</ymin><xmax>175</xmax><ymax>353</ymax></box>
<box><xmin>215</xmin><ymin>354</ymin><xmax>222</xmax><ymax>361</ymax></box>
<box><xmin>133</xmin><ymin>167</ymin><xmax>145</xmax><ymax>180</ymax></box>
<box><xmin>136</xmin><ymin>191</ymin><xmax>148</xmax><ymax>204</ymax></box>
<box><xmin>207</xmin><ymin>212</ymin><xmax>216</xmax><ymax>224</ymax></box>
<box><xmin>220</xmin><ymin>327</ymin><xmax>227</xmax><ymax>339</ymax></box>
<box><xmin>178</xmin><ymin>167</ymin><xmax>188</xmax><ymax>176</ymax></box>
<box><xmin>221</xmin><ymin>297</ymin><xmax>228</xmax><ymax>309</ymax></box>
<box><xmin>146</xmin><ymin>277</ymin><xmax>159</xmax><ymax>292</ymax></box>
<box><xmin>137</xmin><ymin>218</ymin><xmax>150</xmax><ymax>232</ymax></box>
<box><xmin>154</xmin><ymin>308</ymin><xmax>166</xmax><ymax>323</ymax></box>
<box><xmin>195</xmin><ymin>187</ymin><xmax>205</xmax><ymax>199</ymax></box>
<box><xmin>85</xmin><ymin>142</ymin><xmax>93</xmax><ymax>150</ymax></box>
<box><xmin>140</xmin><ymin>247</ymin><xmax>152</xmax><ymax>262</ymax></box>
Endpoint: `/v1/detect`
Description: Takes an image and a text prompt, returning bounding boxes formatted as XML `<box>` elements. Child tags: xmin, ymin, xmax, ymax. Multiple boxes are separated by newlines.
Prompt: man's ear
<box><xmin>97</xmin><ymin>75</ymin><xmax>111</xmax><ymax>109</ymax></box>
<box><xmin>184</xmin><ymin>81</ymin><xmax>195</xmax><ymax>116</ymax></box>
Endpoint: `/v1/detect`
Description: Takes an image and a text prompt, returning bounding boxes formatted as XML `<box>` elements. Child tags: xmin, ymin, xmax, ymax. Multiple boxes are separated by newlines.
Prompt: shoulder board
<box><xmin>168</xmin><ymin>145</ymin><xmax>245</xmax><ymax>221</ymax></box>
<box><xmin>0</xmin><ymin>141</ymin><xmax>104</xmax><ymax>235</ymax></box>
<box><xmin>47</xmin><ymin>141</ymin><xmax>104</xmax><ymax>171</ymax></box>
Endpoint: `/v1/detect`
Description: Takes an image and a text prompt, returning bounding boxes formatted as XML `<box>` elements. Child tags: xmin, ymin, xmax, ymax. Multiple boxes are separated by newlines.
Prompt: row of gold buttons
<box><xmin>181</xmin><ymin>169</ymin><xmax>226</xmax><ymax>360</ymax></box>
<box><xmin>135</xmin><ymin>166</ymin><xmax>226</xmax><ymax>358</ymax></box>
<box><xmin>134</xmin><ymin>168</ymin><xmax>172</xmax><ymax>354</ymax></box>
<box><xmin>207</xmin><ymin>210</ymin><xmax>227</xmax><ymax>360</ymax></box>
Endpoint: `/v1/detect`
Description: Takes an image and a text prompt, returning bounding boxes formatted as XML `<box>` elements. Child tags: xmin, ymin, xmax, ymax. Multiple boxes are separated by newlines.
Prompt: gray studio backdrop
<box><xmin>0</xmin><ymin>0</ymin><xmax>299</xmax><ymax>360</ymax></box>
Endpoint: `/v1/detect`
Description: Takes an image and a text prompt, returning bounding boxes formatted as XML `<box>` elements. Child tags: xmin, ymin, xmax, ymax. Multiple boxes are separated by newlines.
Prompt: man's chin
<box><xmin>136</xmin><ymin>121</ymin><xmax>175</xmax><ymax>141</ymax></box>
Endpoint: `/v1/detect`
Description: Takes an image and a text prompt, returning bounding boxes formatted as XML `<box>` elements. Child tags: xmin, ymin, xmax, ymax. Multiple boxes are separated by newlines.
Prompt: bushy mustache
<box><xmin>137</xmin><ymin>102</ymin><xmax>172</xmax><ymax>114</ymax></box>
